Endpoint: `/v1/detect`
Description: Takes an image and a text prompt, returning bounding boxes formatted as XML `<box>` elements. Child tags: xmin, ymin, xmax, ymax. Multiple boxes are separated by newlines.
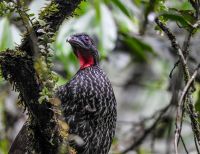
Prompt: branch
<box><xmin>180</xmin><ymin>135</ymin><xmax>189</xmax><ymax>154</ymax></box>
<box><xmin>155</xmin><ymin>17</ymin><xmax>200</xmax><ymax>153</ymax></box>
<box><xmin>155</xmin><ymin>18</ymin><xmax>191</xmax><ymax>83</ymax></box>
<box><xmin>121</xmin><ymin>103</ymin><xmax>171</xmax><ymax>153</ymax></box>
<box><xmin>179</xmin><ymin>65</ymin><xmax>200</xmax><ymax>107</ymax></box>
<box><xmin>0</xmin><ymin>0</ymin><xmax>84</xmax><ymax>153</ymax></box>
<box><xmin>20</xmin><ymin>0</ymin><xmax>83</xmax><ymax>56</ymax></box>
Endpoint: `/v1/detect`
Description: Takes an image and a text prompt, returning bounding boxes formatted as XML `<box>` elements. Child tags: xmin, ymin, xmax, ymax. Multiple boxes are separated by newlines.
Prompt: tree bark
<box><xmin>0</xmin><ymin>0</ymin><xmax>83</xmax><ymax>153</ymax></box>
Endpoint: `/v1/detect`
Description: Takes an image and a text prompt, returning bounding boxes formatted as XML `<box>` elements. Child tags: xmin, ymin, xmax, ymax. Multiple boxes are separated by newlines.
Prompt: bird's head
<box><xmin>66</xmin><ymin>33</ymin><xmax>99</xmax><ymax>69</ymax></box>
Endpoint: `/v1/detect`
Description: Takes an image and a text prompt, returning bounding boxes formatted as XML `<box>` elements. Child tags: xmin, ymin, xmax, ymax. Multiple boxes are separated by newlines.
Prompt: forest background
<box><xmin>0</xmin><ymin>0</ymin><xmax>200</xmax><ymax>154</ymax></box>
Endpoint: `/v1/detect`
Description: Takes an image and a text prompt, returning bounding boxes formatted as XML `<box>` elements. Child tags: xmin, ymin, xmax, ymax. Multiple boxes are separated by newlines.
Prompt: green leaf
<box><xmin>74</xmin><ymin>1</ymin><xmax>90</xmax><ymax>16</ymax></box>
<box><xmin>121</xmin><ymin>33</ymin><xmax>155</xmax><ymax>61</ymax></box>
<box><xmin>99</xmin><ymin>4</ymin><xmax>117</xmax><ymax>54</ymax></box>
<box><xmin>132</xmin><ymin>0</ymin><xmax>142</xmax><ymax>6</ymax></box>
<box><xmin>180</xmin><ymin>1</ymin><xmax>194</xmax><ymax>10</ymax></box>
<box><xmin>28</xmin><ymin>13</ymin><xmax>35</xmax><ymax>17</ymax></box>
<box><xmin>172</xmin><ymin>9</ymin><xmax>195</xmax><ymax>24</ymax></box>
<box><xmin>94</xmin><ymin>0</ymin><xmax>101</xmax><ymax>22</ymax></box>
<box><xmin>0</xmin><ymin>139</ymin><xmax>9</xmax><ymax>154</ymax></box>
<box><xmin>154</xmin><ymin>0</ymin><xmax>167</xmax><ymax>12</ymax></box>
<box><xmin>0</xmin><ymin>18</ymin><xmax>14</xmax><ymax>51</ymax></box>
<box><xmin>111</xmin><ymin>0</ymin><xmax>131</xmax><ymax>18</ymax></box>
<box><xmin>159</xmin><ymin>10</ymin><xmax>193</xmax><ymax>29</ymax></box>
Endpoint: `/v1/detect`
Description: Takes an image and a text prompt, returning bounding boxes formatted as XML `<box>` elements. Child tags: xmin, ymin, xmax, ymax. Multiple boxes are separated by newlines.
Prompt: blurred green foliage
<box><xmin>0</xmin><ymin>16</ymin><xmax>15</xmax><ymax>154</ymax></box>
<box><xmin>0</xmin><ymin>0</ymin><xmax>200</xmax><ymax>153</ymax></box>
<box><xmin>53</xmin><ymin>0</ymin><xmax>196</xmax><ymax>80</ymax></box>
<box><xmin>0</xmin><ymin>18</ymin><xmax>14</xmax><ymax>51</ymax></box>
<box><xmin>54</xmin><ymin>0</ymin><xmax>156</xmax><ymax>80</ymax></box>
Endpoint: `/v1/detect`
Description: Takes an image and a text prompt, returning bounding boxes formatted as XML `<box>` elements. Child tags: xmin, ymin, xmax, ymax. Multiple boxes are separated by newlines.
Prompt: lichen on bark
<box><xmin>0</xmin><ymin>0</ymin><xmax>84</xmax><ymax>153</ymax></box>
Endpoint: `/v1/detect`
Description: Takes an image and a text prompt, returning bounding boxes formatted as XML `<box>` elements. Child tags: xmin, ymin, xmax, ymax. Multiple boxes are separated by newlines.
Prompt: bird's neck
<box><xmin>77</xmin><ymin>51</ymin><xmax>95</xmax><ymax>69</ymax></box>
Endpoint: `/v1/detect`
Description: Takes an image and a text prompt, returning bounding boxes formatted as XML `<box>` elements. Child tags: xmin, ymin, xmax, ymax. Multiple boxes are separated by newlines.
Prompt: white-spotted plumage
<box><xmin>56</xmin><ymin>65</ymin><xmax>117</xmax><ymax>154</ymax></box>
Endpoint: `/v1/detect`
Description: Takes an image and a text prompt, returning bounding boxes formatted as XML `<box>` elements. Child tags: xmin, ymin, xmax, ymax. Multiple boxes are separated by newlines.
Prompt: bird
<box><xmin>56</xmin><ymin>33</ymin><xmax>117</xmax><ymax>154</ymax></box>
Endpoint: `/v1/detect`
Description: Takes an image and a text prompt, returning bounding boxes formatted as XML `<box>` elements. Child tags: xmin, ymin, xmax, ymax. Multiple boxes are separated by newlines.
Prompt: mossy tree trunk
<box><xmin>0</xmin><ymin>0</ymin><xmax>83</xmax><ymax>153</ymax></box>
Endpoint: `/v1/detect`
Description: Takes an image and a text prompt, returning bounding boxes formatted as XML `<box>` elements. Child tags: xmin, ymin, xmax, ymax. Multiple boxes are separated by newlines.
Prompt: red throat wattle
<box><xmin>77</xmin><ymin>51</ymin><xmax>94</xmax><ymax>69</ymax></box>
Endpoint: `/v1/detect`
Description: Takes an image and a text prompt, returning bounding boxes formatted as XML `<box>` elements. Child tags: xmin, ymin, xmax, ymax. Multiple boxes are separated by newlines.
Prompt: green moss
<box><xmin>39</xmin><ymin>2</ymin><xmax>59</xmax><ymax>20</ymax></box>
<box><xmin>0</xmin><ymin>1</ymin><xmax>16</xmax><ymax>17</ymax></box>
<box><xmin>0</xmin><ymin>0</ymin><xmax>84</xmax><ymax>153</ymax></box>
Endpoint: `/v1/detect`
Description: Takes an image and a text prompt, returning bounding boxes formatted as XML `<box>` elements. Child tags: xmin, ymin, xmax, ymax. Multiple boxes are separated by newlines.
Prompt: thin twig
<box><xmin>14</xmin><ymin>0</ymin><xmax>39</xmax><ymax>57</ymax></box>
<box><xmin>177</xmin><ymin>97</ymin><xmax>187</xmax><ymax>145</ymax></box>
<box><xmin>169</xmin><ymin>60</ymin><xmax>180</xmax><ymax>78</ymax></box>
<box><xmin>187</xmin><ymin>96</ymin><xmax>200</xmax><ymax>145</ymax></box>
<box><xmin>178</xmin><ymin>65</ymin><xmax>200</xmax><ymax>107</ymax></box>
<box><xmin>155</xmin><ymin>18</ymin><xmax>190</xmax><ymax>83</ymax></box>
<box><xmin>175</xmin><ymin>128</ymin><xmax>179</xmax><ymax>154</ymax></box>
<box><xmin>174</xmin><ymin>65</ymin><xmax>199</xmax><ymax>153</ymax></box>
<box><xmin>155</xmin><ymin>16</ymin><xmax>200</xmax><ymax>153</ymax></box>
<box><xmin>182</xmin><ymin>29</ymin><xmax>193</xmax><ymax>56</ymax></box>
<box><xmin>121</xmin><ymin>103</ymin><xmax>171</xmax><ymax>154</ymax></box>
<box><xmin>180</xmin><ymin>135</ymin><xmax>189</xmax><ymax>154</ymax></box>
<box><xmin>194</xmin><ymin>133</ymin><xmax>200</xmax><ymax>154</ymax></box>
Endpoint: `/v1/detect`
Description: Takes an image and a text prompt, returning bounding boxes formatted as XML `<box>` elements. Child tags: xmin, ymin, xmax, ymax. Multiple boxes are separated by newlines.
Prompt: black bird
<box><xmin>56</xmin><ymin>33</ymin><xmax>117</xmax><ymax>154</ymax></box>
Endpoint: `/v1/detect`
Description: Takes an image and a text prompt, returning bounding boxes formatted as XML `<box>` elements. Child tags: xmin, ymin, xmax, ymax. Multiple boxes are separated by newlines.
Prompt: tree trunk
<box><xmin>0</xmin><ymin>0</ymin><xmax>83</xmax><ymax>153</ymax></box>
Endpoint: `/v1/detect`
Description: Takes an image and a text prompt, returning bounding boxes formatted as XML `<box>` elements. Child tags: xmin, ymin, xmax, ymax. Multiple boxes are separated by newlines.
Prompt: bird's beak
<box><xmin>66</xmin><ymin>36</ymin><xmax>72</xmax><ymax>43</ymax></box>
<box><xmin>66</xmin><ymin>35</ymin><xmax>84</xmax><ymax>48</ymax></box>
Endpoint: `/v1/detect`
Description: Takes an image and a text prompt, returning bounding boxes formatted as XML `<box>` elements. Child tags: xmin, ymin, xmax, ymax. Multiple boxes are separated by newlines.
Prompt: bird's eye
<box><xmin>85</xmin><ymin>37</ymin><xmax>90</xmax><ymax>42</ymax></box>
